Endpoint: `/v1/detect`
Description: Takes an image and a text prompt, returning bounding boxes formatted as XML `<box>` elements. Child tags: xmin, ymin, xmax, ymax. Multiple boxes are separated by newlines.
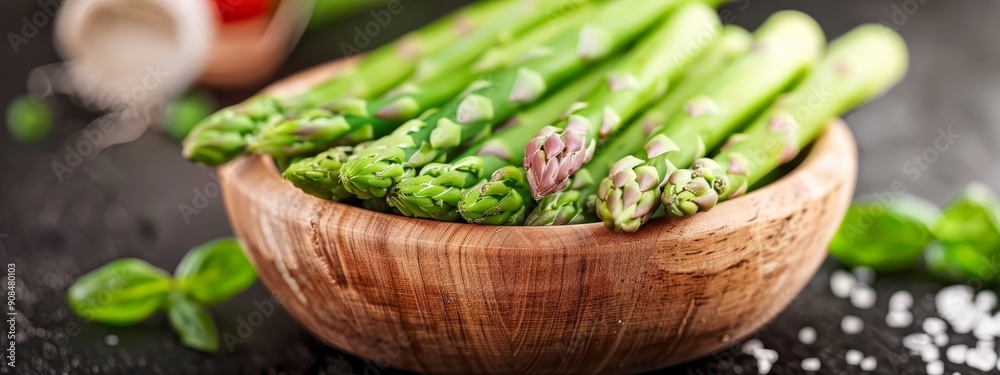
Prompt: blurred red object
<box><xmin>212</xmin><ymin>0</ymin><xmax>275</xmax><ymax>23</ymax></box>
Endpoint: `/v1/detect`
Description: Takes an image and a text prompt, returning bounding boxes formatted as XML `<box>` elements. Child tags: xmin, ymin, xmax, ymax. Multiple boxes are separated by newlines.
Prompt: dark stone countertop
<box><xmin>2</xmin><ymin>0</ymin><xmax>999</xmax><ymax>374</ymax></box>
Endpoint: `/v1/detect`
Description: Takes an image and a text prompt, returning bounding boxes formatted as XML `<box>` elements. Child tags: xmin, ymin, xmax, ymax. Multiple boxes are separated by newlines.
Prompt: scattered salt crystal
<box><xmin>753</xmin><ymin>348</ymin><xmax>778</xmax><ymax>375</ymax></box>
<box><xmin>800</xmin><ymin>357</ymin><xmax>820</xmax><ymax>372</ymax></box>
<box><xmin>933</xmin><ymin>333</ymin><xmax>948</xmax><ymax>347</ymax></box>
<box><xmin>741</xmin><ymin>339</ymin><xmax>763</xmax><ymax>355</ymax></box>
<box><xmin>830</xmin><ymin>269</ymin><xmax>856</xmax><ymax>298</ymax></box>
<box><xmin>852</xmin><ymin>266</ymin><xmax>876</xmax><ymax>285</ymax></box>
<box><xmin>798</xmin><ymin>327</ymin><xmax>817</xmax><ymax>345</ymax></box>
<box><xmin>846</xmin><ymin>349</ymin><xmax>863</xmax><ymax>365</ymax></box>
<box><xmin>977</xmin><ymin>340</ymin><xmax>994</xmax><ymax>350</ymax></box>
<box><xmin>841</xmin><ymin>315</ymin><xmax>864</xmax><ymax>335</ymax></box>
<box><xmin>860</xmin><ymin>356</ymin><xmax>877</xmax><ymax>371</ymax></box>
<box><xmin>104</xmin><ymin>335</ymin><xmax>118</xmax><ymax>346</ymax></box>
<box><xmin>753</xmin><ymin>348</ymin><xmax>778</xmax><ymax>363</ymax></box>
<box><xmin>757</xmin><ymin>360</ymin><xmax>772</xmax><ymax>375</ymax></box>
<box><xmin>936</xmin><ymin>285</ymin><xmax>974</xmax><ymax>322</ymax></box>
<box><xmin>951</xmin><ymin>315</ymin><xmax>976</xmax><ymax>335</ymax></box>
<box><xmin>886</xmin><ymin>310</ymin><xmax>913</xmax><ymax>328</ymax></box>
<box><xmin>966</xmin><ymin>346</ymin><xmax>998</xmax><ymax>372</ymax></box>
<box><xmin>926</xmin><ymin>360</ymin><xmax>944</xmax><ymax>375</ymax></box>
<box><xmin>923</xmin><ymin>317</ymin><xmax>947</xmax><ymax>335</ymax></box>
<box><xmin>946</xmin><ymin>345</ymin><xmax>967</xmax><ymax>365</ymax></box>
<box><xmin>902</xmin><ymin>333</ymin><xmax>932</xmax><ymax>352</ymax></box>
<box><xmin>973</xmin><ymin>318</ymin><xmax>1000</xmax><ymax>339</ymax></box>
<box><xmin>976</xmin><ymin>290</ymin><xmax>998</xmax><ymax>312</ymax></box>
<box><xmin>889</xmin><ymin>290</ymin><xmax>913</xmax><ymax>310</ymax></box>
<box><xmin>850</xmin><ymin>284</ymin><xmax>877</xmax><ymax>309</ymax></box>
<box><xmin>920</xmin><ymin>346</ymin><xmax>939</xmax><ymax>362</ymax></box>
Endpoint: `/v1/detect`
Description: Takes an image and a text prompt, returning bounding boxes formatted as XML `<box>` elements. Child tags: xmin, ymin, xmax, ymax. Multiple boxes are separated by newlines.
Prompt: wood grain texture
<box><xmin>218</xmin><ymin>59</ymin><xmax>858</xmax><ymax>374</ymax></box>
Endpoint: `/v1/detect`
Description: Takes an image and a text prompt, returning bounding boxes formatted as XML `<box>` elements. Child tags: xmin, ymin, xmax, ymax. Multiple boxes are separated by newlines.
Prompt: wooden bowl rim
<box><xmin>221</xmin><ymin>59</ymin><xmax>857</xmax><ymax>243</ymax></box>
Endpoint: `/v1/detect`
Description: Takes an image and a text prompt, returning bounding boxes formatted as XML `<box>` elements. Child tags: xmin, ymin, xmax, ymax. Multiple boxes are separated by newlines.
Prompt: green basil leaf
<box><xmin>167</xmin><ymin>291</ymin><xmax>219</xmax><ymax>353</ymax></box>
<box><xmin>925</xmin><ymin>241</ymin><xmax>1000</xmax><ymax>283</ymax></box>
<box><xmin>829</xmin><ymin>194</ymin><xmax>940</xmax><ymax>273</ymax></box>
<box><xmin>932</xmin><ymin>183</ymin><xmax>1000</xmax><ymax>247</ymax></box>
<box><xmin>174</xmin><ymin>237</ymin><xmax>257</xmax><ymax>305</ymax></box>
<box><xmin>67</xmin><ymin>259</ymin><xmax>171</xmax><ymax>326</ymax></box>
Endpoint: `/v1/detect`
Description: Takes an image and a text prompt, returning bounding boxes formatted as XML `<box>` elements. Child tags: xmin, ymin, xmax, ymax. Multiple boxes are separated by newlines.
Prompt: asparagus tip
<box><xmin>523</xmin><ymin>116</ymin><xmax>596</xmax><ymax>200</ymax></box>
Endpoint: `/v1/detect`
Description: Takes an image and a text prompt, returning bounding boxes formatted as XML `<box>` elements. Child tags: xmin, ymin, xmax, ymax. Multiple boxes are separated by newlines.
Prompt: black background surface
<box><xmin>1</xmin><ymin>0</ymin><xmax>999</xmax><ymax>374</ymax></box>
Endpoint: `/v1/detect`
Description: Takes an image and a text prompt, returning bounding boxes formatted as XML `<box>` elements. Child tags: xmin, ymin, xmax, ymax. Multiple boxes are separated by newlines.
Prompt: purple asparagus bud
<box><xmin>523</xmin><ymin>115</ymin><xmax>597</xmax><ymax>200</ymax></box>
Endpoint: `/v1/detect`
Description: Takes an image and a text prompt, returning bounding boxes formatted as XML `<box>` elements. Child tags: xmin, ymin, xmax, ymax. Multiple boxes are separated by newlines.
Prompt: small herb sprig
<box><xmin>67</xmin><ymin>237</ymin><xmax>257</xmax><ymax>353</ymax></box>
<box><xmin>831</xmin><ymin>182</ymin><xmax>1000</xmax><ymax>281</ymax></box>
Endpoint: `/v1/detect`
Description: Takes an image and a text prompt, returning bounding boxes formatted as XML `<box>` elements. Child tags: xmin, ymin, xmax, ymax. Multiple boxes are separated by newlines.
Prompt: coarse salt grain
<box><xmin>973</xmin><ymin>317</ymin><xmax>1000</xmax><ymax>339</ymax></box>
<box><xmin>886</xmin><ymin>310</ymin><xmax>913</xmax><ymax>328</ymax></box>
<box><xmin>798</xmin><ymin>327</ymin><xmax>817</xmax><ymax>345</ymax></box>
<box><xmin>976</xmin><ymin>290</ymin><xmax>997</xmax><ymax>312</ymax></box>
<box><xmin>842</xmin><ymin>315</ymin><xmax>864</xmax><ymax>335</ymax></box>
<box><xmin>741</xmin><ymin>339</ymin><xmax>763</xmax><ymax>355</ymax></box>
<box><xmin>933</xmin><ymin>333</ymin><xmax>948</xmax><ymax>347</ymax></box>
<box><xmin>966</xmin><ymin>346</ymin><xmax>998</xmax><ymax>372</ymax></box>
<box><xmin>946</xmin><ymin>345</ymin><xmax>966</xmax><ymax>365</ymax></box>
<box><xmin>902</xmin><ymin>333</ymin><xmax>931</xmax><ymax>352</ymax></box>
<box><xmin>936</xmin><ymin>286</ymin><xmax>974</xmax><ymax>323</ymax></box>
<box><xmin>860</xmin><ymin>356</ymin><xmax>877</xmax><ymax>371</ymax></box>
<box><xmin>801</xmin><ymin>357</ymin><xmax>820</xmax><ymax>372</ymax></box>
<box><xmin>920</xmin><ymin>346</ymin><xmax>939</xmax><ymax>362</ymax></box>
<box><xmin>889</xmin><ymin>290</ymin><xmax>913</xmax><ymax>310</ymax></box>
<box><xmin>846</xmin><ymin>349</ymin><xmax>863</xmax><ymax>365</ymax></box>
<box><xmin>926</xmin><ymin>360</ymin><xmax>944</xmax><ymax>375</ymax></box>
<box><xmin>850</xmin><ymin>284</ymin><xmax>877</xmax><ymax>309</ymax></box>
<box><xmin>753</xmin><ymin>348</ymin><xmax>778</xmax><ymax>375</ymax></box>
<box><xmin>830</xmin><ymin>269</ymin><xmax>856</xmax><ymax>298</ymax></box>
<box><xmin>923</xmin><ymin>317</ymin><xmax>946</xmax><ymax>335</ymax></box>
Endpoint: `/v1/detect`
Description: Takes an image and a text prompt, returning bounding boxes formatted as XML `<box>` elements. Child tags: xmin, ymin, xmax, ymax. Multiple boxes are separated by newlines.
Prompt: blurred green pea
<box><xmin>6</xmin><ymin>95</ymin><xmax>52</xmax><ymax>144</ymax></box>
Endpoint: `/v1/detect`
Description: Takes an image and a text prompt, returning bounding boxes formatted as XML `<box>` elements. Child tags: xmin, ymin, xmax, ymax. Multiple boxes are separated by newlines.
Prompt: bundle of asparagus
<box><xmin>181</xmin><ymin>0</ymin><xmax>909</xmax><ymax>231</ymax></box>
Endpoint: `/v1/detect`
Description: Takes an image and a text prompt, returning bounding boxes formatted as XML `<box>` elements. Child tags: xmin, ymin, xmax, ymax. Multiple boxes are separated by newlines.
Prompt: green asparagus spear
<box><xmin>662</xmin><ymin>24</ymin><xmax>909</xmax><ymax>218</ymax></box>
<box><xmin>459</xmin><ymin>166</ymin><xmax>535</xmax><ymax>226</ymax></box>
<box><xmin>521</xmin><ymin>26</ymin><xmax>754</xmax><ymax>225</ymax></box>
<box><xmin>247</xmin><ymin>0</ymin><xmax>598</xmax><ymax>158</ymax></box>
<box><xmin>282</xmin><ymin>146</ymin><xmax>360</xmax><ymax>201</ymax></box>
<box><xmin>597</xmin><ymin>11</ymin><xmax>825</xmax><ymax>232</ymax></box>
<box><xmin>385</xmin><ymin>61</ymin><xmax>614</xmax><ymax>221</ymax></box>
<box><xmin>181</xmin><ymin>1</ymin><xmax>514</xmax><ymax>166</ymax></box>
<box><xmin>525</xmin><ymin>116</ymin><xmax>649</xmax><ymax>225</ymax></box>
<box><xmin>389</xmin><ymin>3</ymin><xmax>720</xmax><ymax>222</ymax></box>
<box><xmin>340</xmin><ymin>0</ymin><xmax>691</xmax><ymax>200</ymax></box>
<box><xmin>523</xmin><ymin>3</ymin><xmax>721</xmax><ymax>199</ymax></box>
<box><xmin>636</xmin><ymin>25</ymin><xmax>752</xmax><ymax>135</ymax></box>
<box><xmin>301</xmin><ymin>0</ymin><xmax>517</xmax><ymax>107</ymax></box>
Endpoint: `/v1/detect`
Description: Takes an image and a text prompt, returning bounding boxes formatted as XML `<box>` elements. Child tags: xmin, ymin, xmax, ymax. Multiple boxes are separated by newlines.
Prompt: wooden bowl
<box><xmin>219</xmin><ymin>59</ymin><xmax>858</xmax><ymax>374</ymax></box>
